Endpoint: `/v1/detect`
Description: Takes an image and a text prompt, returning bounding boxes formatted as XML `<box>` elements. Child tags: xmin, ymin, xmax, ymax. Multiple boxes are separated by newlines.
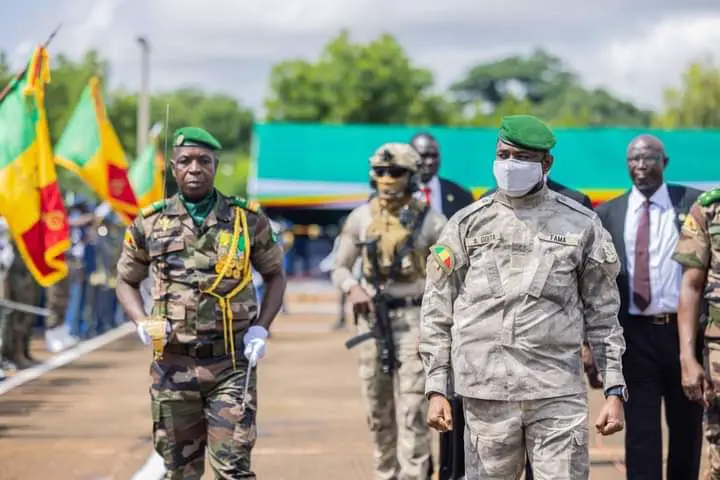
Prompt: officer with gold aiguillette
<box><xmin>116</xmin><ymin>126</ymin><xmax>286</xmax><ymax>480</ymax></box>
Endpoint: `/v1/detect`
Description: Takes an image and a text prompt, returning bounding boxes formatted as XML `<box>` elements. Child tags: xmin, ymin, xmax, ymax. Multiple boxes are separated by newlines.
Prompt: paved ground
<box><xmin>0</xmin><ymin>288</ymin><xmax>709</xmax><ymax>479</ymax></box>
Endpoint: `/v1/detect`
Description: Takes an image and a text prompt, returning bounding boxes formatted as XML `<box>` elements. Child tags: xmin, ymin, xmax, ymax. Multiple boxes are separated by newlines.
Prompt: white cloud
<box><xmin>6</xmin><ymin>0</ymin><xmax>720</xmax><ymax>113</ymax></box>
<box><xmin>574</xmin><ymin>14</ymin><xmax>720</xmax><ymax>108</ymax></box>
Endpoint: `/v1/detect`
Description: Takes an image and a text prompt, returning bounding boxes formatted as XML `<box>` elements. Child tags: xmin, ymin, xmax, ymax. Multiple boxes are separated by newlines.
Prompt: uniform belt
<box><xmin>164</xmin><ymin>333</ymin><xmax>245</xmax><ymax>359</ymax></box>
<box><xmin>384</xmin><ymin>296</ymin><xmax>422</xmax><ymax>310</ymax></box>
<box><xmin>631</xmin><ymin>312</ymin><xmax>677</xmax><ymax>325</ymax></box>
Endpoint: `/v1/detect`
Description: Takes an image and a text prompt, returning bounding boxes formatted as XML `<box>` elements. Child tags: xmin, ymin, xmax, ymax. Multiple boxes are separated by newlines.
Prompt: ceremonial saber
<box><xmin>240</xmin><ymin>362</ymin><xmax>254</xmax><ymax>412</ymax></box>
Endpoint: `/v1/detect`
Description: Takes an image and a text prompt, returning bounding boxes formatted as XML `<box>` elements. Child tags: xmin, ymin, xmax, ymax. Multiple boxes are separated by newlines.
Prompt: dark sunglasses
<box><xmin>373</xmin><ymin>166</ymin><xmax>408</xmax><ymax>178</ymax></box>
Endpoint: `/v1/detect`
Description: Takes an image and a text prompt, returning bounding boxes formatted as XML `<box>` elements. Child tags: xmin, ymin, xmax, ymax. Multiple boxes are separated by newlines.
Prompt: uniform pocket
<box><xmin>528</xmin><ymin>235</ymin><xmax>579</xmax><ymax>305</ymax></box>
<box><xmin>568</xmin><ymin>424</ymin><xmax>589</xmax><ymax>479</ymax></box>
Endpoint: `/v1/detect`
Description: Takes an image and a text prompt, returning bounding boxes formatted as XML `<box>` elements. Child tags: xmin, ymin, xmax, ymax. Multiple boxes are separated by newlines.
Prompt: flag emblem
<box><xmin>430</xmin><ymin>244</ymin><xmax>454</xmax><ymax>273</ymax></box>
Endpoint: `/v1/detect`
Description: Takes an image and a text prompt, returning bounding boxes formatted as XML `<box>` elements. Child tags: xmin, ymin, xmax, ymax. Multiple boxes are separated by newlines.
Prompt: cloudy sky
<box><xmin>2</xmin><ymin>0</ymin><xmax>720</xmax><ymax>114</ymax></box>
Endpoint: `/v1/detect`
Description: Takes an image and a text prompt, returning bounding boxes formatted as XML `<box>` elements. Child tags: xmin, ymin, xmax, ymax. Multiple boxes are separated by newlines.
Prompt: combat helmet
<box><xmin>368</xmin><ymin>143</ymin><xmax>420</xmax><ymax>199</ymax></box>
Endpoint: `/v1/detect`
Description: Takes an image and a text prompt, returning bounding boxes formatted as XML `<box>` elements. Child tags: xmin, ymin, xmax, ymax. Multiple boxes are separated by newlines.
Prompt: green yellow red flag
<box><xmin>54</xmin><ymin>76</ymin><xmax>139</xmax><ymax>225</ymax></box>
<box><xmin>129</xmin><ymin>132</ymin><xmax>165</xmax><ymax>209</ymax></box>
<box><xmin>0</xmin><ymin>47</ymin><xmax>71</xmax><ymax>287</ymax></box>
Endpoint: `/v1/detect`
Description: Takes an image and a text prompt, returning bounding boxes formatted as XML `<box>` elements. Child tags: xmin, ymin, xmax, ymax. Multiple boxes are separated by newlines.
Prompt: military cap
<box><xmin>498</xmin><ymin>114</ymin><xmax>556</xmax><ymax>151</ymax></box>
<box><xmin>173</xmin><ymin>126</ymin><xmax>222</xmax><ymax>151</ymax></box>
<box><xmin>370</xmin><ymin>143</ymin><xmax>419</xmax><ymax>173</ymax></box>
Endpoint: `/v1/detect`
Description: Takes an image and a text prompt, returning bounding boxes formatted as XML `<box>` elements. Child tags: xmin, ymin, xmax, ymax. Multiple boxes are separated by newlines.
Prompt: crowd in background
<box><xmin>0</xmin><ymin>194</ymin><xmax>127</xmax><ymax>379</ymax></box>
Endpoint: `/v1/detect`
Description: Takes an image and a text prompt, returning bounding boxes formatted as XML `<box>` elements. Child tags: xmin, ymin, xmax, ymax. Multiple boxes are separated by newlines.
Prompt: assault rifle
<box><xmin>344</xmin><ymin>237</ymin><xmax>398</xmax><ymax>374</ymax></box>
<box><xmin>343</xmin><ymin>204</ymin><xmax>430</xmax><ymax>375</ymax></box>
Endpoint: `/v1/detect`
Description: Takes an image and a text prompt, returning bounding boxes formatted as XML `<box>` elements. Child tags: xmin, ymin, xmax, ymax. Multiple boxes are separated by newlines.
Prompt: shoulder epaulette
<box><xmin>140</xmin><ymin>199</ymin><xmax>167</xmax><ymax>218</ymax></box>
<box><xmin>231</xmin><ymin>196</ymin><xmax>261</xmax><ymax>213</ymax></box>
<box><xmin>699</xmin><ymin>188</ymin><xmax>720</xmax><ymax>207</ymax></box>
<box><xmin>555</xmin><ymin>194</ymin><xmax>593</xmax><ymax>217</ymax></box>
<box><xmin>453</xmin><ymin>196</ymin><xmax>493</xmax><ymax>224</ymax></box>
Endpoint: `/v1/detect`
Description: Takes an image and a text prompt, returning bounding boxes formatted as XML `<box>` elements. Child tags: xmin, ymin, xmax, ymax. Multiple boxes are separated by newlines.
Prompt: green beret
<box><xmin>498</xmin><ymin>114</ymin><xmax>556</xmax><ymax>151</ymax></box>
<box><xmin>173</xmin><ymin>126</ymin><xmax>222</xmax><ymax>151</ymax></box>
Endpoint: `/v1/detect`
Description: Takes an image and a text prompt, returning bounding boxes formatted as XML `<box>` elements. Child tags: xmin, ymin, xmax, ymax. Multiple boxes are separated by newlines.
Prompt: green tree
<box><xmin>450</xmin><ymin>49</ymin><xmax>652</xmax><ymax>126</ymax></box>
<box><xmin>653</xmin><ymin>57</ymin><xmax>720</xmax><ymax>128</ymax></box>
<box><xmin>265</xmin><ymin>30</ymin><xmax>457</xmax><ymax>124</ymax></box>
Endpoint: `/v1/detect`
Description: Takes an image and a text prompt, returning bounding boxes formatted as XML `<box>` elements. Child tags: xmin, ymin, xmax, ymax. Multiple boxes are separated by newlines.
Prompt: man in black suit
<box><xmin>410</xmin><ymin>133</ymin><xmax>475</xmax><ymax>219</ymax></box>
<box><xmin>409</xmin><ymin>132</ymin><xmax>473</xmax><ymax>480</ymax></box>
<box><xmin>595</xmin><ymin>134</ymin><xmax>704</xmax><ymax>480</ymax></box>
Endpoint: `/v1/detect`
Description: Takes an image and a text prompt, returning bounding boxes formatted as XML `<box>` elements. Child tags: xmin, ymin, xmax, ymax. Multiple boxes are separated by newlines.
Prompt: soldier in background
<box><xmin>0</xmin><ymin>218</ymin><xmax>13</xmax><ymax>379</ymax></box>
<box><xmin>332</xmin><ymin>143</ymin><xmax>447</xmax><ymax>479</ymax></box>
<box><xmin>673</xmin><ymin>187</ymin><xmax>720</xmax><ymax>479</ymax></box>
<box><xmin>3</xmin><ymin>243</ymin><xmax>40</xmax><ymax>369</ymax></box>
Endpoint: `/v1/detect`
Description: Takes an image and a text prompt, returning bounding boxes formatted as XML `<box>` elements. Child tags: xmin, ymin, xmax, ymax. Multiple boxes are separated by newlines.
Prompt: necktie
<box><xmin>421</xmin><ymin>186</ymin><xmax>431</xmax><ymax>206</ymax></box>
<box><xmin>633</xmin><ymin>200</ymin><xmax>652</xmax><ymax>311</ymax></box>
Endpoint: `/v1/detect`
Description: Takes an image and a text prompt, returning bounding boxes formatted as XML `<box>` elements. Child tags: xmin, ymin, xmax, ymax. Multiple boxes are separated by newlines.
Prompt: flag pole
<box><xmin>0</xmin><ymin>24</ymin><xmax>62</xmax><ymax>103</ymax></box>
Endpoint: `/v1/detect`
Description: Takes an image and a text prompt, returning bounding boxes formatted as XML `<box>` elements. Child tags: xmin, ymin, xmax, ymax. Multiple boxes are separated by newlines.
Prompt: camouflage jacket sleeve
<box><xmin>331</xmin><ymin>208</ymin><xmax>363</xmax><ymax>293</ymax></box>
<box><xmin>579</xmin><ymin>217</ymin><xmax>626</xmax><ymax>390</ymax></box>
<box><xmin>116</xmin><ymin>217</ymin><xmax>150</xmax><ymax>286</ymax></box>
<box><xmin>672</xmin><ymin>202</ymin><xmax>711</xmax><ymax>270</ymax></box>
<box><xmin>250</xmin><ymin>210</ymin><xmax>284</xmax><ymax>276</ymax></box>
<box><xmin>419</xmin><ymin>217</ymin><xmax>468</xmax><ymax>398</ymax></box>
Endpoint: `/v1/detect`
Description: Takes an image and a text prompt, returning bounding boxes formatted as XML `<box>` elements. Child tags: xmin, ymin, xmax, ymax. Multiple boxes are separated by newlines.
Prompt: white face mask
<box><xmin>493</xmin><ymin>159</ymin><xmax>543</xmax><ymax>197</ymax></box>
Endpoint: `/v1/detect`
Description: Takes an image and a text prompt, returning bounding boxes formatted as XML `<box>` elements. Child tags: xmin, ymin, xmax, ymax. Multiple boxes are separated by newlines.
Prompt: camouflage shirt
<box><xmin>117</xmin><ymin>191</ymin><xmax>284</xmax><ymax>344</ymax></box>
<box><xmin>672</xmin><ymin>191</ymin><xmax>720</xmax><ymax>310</ymax></box>
<box><xmin>420</xmin><ymin>186</ymin><xmax>626</xmax><ymax>400</ymax></box>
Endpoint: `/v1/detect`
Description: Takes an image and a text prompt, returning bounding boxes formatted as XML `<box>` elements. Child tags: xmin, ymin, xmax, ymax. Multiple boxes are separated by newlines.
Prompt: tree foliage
<box><xmin>653</xmin><ymin>57</ymin><xmax>720</xmax><ymax>129</ymax></box>
<box><xmin>450</xmin><ymin>49</ymin><xmax>652</xmax><ymax>127</ymax></box>
<box><xmin>265</xmin><ymin>30</ymin><xmax>457</xmax><ymax>125</ymax></box>
<box><xmin>1</xmin><ymin>31</ymin><xmax>715</xmax><ymax>201</ymax></box>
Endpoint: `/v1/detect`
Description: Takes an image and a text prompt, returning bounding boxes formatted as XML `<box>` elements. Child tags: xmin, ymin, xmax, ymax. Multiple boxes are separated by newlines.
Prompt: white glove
<box><xmin>136</xmin><ymin>324</ymin><xmax>151</xmax><ymax>345</ymax></box>
<box><xmin>243</xmin><ymin>325</ymin><xmax>269</xmax><ymax>367</ymax></box>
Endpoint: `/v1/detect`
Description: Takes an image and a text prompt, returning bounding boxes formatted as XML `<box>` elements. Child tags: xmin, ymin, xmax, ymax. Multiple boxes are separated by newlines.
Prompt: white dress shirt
<box><xmin>416</xmin><ymin>175</ymin><xmax>443</xmax><ymax>214</ymax></box>
<box><xmin>624</xmin><ymin>183</ymin><xmax>681</xmax><ymax>315</ymax></box>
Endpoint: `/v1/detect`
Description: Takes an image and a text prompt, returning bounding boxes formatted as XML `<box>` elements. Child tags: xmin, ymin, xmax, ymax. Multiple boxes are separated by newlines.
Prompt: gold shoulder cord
<box><xmin>202</xmin><ymin>206</ymin><xmax>253</xmax><ymax>370</ymax></box>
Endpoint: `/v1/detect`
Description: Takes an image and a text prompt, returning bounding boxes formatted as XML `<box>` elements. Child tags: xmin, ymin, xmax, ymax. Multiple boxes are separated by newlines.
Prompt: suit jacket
<box><xmin>595</xmin><ymin>183</ymin><xmax>703</xmax><ymax>319</ymax></box>
<box><xmin>481</xmin><ymin>178</ymin><xmax>594</xmax><ymax>210</ymax></box>
<box><xmin>438</xmin><ymin>177</ymin><xmax>475</xmax><ymax>218</ymax></box>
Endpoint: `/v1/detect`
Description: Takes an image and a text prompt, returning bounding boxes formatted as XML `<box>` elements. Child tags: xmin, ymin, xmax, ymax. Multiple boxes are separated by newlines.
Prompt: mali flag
<box><xmin>0</xmin><ymin>47</ymin><xmax>71</xmax><ymax>287</ymax></box>
<box><xmin>54</xmin><ymin>76</ymin><xmax>138</xmax><ymax>225</ymax></box>
<box><xmin>129</xmin><ymin>134</ymin><xmax>165</xmax><ymax>208</ymax></box>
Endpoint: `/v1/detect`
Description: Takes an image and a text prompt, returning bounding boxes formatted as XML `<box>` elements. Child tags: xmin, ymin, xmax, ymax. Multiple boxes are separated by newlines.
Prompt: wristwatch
<box><xmin>604</xmin><ymin>385</ymin><xmax>629</xmax><ymax>402</ymax></box>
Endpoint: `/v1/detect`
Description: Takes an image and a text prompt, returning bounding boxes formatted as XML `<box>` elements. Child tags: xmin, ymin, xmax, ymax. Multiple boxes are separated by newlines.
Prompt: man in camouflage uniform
<box><xmin>332</xmin><ymin>143</ymin><xmax>447</xmax><ymax>480</ymax></box>
<box><xmin>1</xmin><ymin>245</ymin><xmax>40</xmax><ymax>370</ymax></box>
<box><xmin>673</xmin><ymin>187</ymin><xmax>720</xmax><ymax>480</ymax></box>
<box><xmin>116</xmin><ymin>126</ymin><xmax>287</xmax><ymax>480</ymax></box>
<box><xmin>0</xmin><ymin>218</ymin><xmax>13</xmax><ymax>379</ymax></box>
<box><xmin>420</xmin><ymin>115</ymin><xmax>627</xmax><ymax>479</ymax></box>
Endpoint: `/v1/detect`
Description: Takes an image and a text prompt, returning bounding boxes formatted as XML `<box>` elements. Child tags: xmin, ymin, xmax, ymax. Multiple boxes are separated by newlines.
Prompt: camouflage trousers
<box><xmin>45</xmin><ymin>275</ymin><xmax>69</xmax><ymax>329</ymax></box>
<box><xmin>358</xmin><ymin>306</ymin><xmax>431</xmax><ymax>480</ymax></box>
<box><xmin>463</xmin><ymin>394</ymin><xmax>588</xmax><ymax>480</ymax></box>
<box><xmin>705</xmin><ymin>338</ymin><xmax>720</xmax><ymax>479</ymax></box>
<box><xmin>0</xmin><ymin>260</ymin><xmax>38</xmax><ymax>360</ymax></box>
<box><xmin>150</xmin><ymin>351</ymin><xmax>257</xmax><ymax>480</ymax></box>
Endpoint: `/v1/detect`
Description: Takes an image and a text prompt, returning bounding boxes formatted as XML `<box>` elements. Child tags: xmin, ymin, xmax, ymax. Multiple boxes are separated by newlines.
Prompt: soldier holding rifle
<box><xmin>332</xmin><ymin>143</ymin><xmax>447</xmax><ymax>480</ymax></box>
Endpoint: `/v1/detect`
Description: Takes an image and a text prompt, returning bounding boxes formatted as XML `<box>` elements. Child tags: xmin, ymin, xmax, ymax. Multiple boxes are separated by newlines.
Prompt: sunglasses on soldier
<box><xmin>373</xmin><ymin>166</ymin><xmax>408</xmax><ymax>178</ymax></box>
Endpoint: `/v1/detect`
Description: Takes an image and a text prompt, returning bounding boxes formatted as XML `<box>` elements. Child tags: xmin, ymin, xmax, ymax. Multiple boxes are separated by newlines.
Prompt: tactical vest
<box><xmin>362</xmin><ymin>198</ymin><xmax>426</xmax><ymax>283</ymax></box>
